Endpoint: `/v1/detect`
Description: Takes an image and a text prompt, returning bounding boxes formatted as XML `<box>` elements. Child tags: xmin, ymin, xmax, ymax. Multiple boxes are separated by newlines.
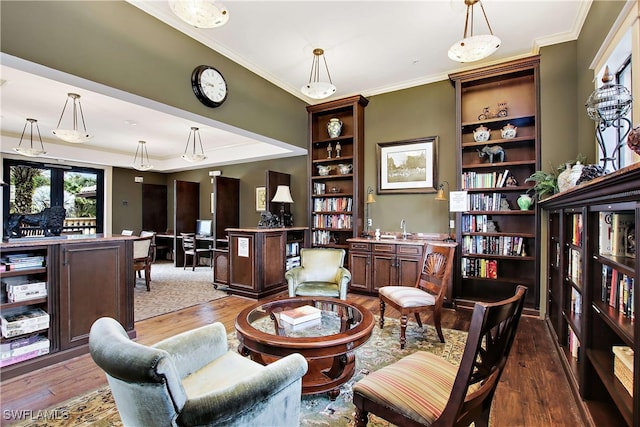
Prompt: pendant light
<box><xmin>52</xmin><ymin>93</ymin><xmax>93</xmax><ymax>143</ymax></box>
<box><xmin>448</xmin><ymin>0</ymin><xmax>501</xmax><ymax>63</ymax></box>
<box><xmin>301</xmin><ymin>48</ymin><xmax>336</xmax><ymax>100</ymax></box>
<box><xmin>13</xmin><ymin>118</ymin><xmax>47</xmax><ymax>157</ymax></box>
<box><xmin>169</xmin><ymin>0</ymin><xmax>229</xmax><ymax>28</ymax></box>
<box><xmin>181</xmin><ymin>127</ymin><xmax>207</xmax><ymax>162</ymax></box>
<box><xmin>132</xmin><ymin>140</ymin><xmax>154</xmax><ymax>171</ymax></box>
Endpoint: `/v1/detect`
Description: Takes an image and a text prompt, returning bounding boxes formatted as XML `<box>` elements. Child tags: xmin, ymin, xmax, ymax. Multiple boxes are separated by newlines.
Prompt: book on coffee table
<box><xmin>279</xmin><ymin>305</ymin><xmax>321</xmax><ymax>325</ymax></box>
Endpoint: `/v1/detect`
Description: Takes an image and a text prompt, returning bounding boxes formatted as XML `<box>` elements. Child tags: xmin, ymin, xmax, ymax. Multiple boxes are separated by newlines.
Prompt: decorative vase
<box><xmin>327</xmin><ymin>118</ymin><xmax>343</xmax><ymax>138</ymax></box>
<box><xmin>557</xmin><ymin>163</ymin><xmax>573</xmax><ymax>192</ymax></box>
<box><xmin>517</xmin><ymin>194</ymin><xmax>532</xmax><ymax>210</ymax></box>
<box><xmin>569</xmin><ymin>161</ymin><xmax>584</xmax><ymax>187</ymax></box>
<box><xmin>501</xmin><ymin>123</ymin><xmax>518</xmax><ymax>139</ymax></box>
<box><xmin>627</xmin><ymin>124</ymin><xmax>640</xmax><ymax>155</ymax></box>
<box><xmin>473</xmin><ymin>125</ymin><xmax>490</xmax><ymax>142</ymax></box>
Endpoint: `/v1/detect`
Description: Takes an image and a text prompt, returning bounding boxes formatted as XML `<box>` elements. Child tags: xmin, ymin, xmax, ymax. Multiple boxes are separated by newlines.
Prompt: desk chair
<box><xmin>181</xmin><ymin>233</ymin><xmax>210</xmax><ymax>271</ymax></box>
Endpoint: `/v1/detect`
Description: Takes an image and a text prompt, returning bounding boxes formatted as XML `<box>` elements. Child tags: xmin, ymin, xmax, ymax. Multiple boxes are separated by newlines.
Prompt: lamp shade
<box><xmin>169</xmin><ymin>0</ymin><xmax>229</xmax><ymax>28</ymax></box>
<box><xmin>181</xmin><ymin>126</ymin><xmax>208</xmax><ymax>162</ymax></box>
<box><xmin>132</xmin><ymin>140</ymin><xmax>154</xmax><ymax>171</ymax></box>
<box><xmin>271</xmin><ymin>185</ymin><xmax>294</xmax><ymax>204</ymax></box>
<box><xmin>14</xmin><ymin>118</ymin><xmax>46</xmax><ymax>157</ymax></box>
<box><xmin>52</xmin><ymin>93</ymin><xmax>92</xmax><ymax>143</ymax></box>
<box><xmin>301</xmin><ymin>48</ymin><xmax>336</xmax><ymax>100</ymax></box>
<box><xmin>448</xmin><ymin>0</ymin><xmax>500</xmax><ymax>63</ymax></box>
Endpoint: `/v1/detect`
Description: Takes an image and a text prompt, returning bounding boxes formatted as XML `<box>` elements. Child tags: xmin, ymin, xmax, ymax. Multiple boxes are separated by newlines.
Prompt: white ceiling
<box><xmin>0</xmin><ymin>0</ymin><xmax>592</xmax><ymax>172</ymax></box>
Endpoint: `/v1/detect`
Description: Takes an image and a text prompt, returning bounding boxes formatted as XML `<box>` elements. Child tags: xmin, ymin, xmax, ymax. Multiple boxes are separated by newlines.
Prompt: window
<box><xmin>3</xmin><ymin>158</ymin><xmax>104</xmax><ymax>236</ymax></box>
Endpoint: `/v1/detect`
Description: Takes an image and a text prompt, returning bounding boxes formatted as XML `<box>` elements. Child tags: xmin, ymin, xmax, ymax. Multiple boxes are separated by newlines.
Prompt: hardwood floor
<box><xmin>0</xmin><ymin>293</ymin><xmax>582</xmax><ymax>426</ymax></box>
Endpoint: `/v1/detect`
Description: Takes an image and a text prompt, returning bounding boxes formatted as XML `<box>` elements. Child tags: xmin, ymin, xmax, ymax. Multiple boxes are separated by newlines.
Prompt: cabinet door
<box><xmin>213</xmin><ymin>249</ymin><xmax>229</xmax><ymax>285</ymax></box>
<box><xmin>59</xmin><ymin>241</ymin><xmax>129</xmax><ymax>350</ymax></box>
<box><xmin>349</xmin><ymin>252</ymin><xmax>370</xmax><ymax>291</ymax></box>
<box><xmin>372</xmin><ymin>253</ymin><xmax>396</xmax><ymax>291</ymax></box>
<box><xmin>396</xmin><ymin>255</ymin><xmax>421</xmax><ymax>287</ymax></box>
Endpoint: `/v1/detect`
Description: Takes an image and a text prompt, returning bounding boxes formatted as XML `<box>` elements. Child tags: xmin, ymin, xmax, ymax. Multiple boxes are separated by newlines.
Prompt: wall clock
<box><xmin>191</xmin><ymin>65</ymin><xmax>228</xmax><ymax>108</ymax></box>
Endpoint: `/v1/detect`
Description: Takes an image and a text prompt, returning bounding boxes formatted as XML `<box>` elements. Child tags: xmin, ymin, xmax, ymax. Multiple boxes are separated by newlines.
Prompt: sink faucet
<box><xmin>401</xmin><ymin>219</ymin><xmax>408</xmax><ymax>239</ymax></box>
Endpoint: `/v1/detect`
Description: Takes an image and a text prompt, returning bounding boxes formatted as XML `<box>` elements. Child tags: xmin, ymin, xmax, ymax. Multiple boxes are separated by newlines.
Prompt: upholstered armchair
<box><xmin>89</xmin><ymin>317</ymin><xmax>308</xmax><ymax>427</ymax></box>
<box><xmin>285</xmin><ymin>248</ymin><xmax>351</xmax><ymax>300</ymax></box>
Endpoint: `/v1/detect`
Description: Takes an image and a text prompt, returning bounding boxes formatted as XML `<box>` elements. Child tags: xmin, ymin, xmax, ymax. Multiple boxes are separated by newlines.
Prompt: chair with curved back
<box><xmin>133</xmin><ymin>235</ymin><xmax>153</xmax><ymax>291</ymax></box>
<box><xmin>140</xmin><ymin>230</ymin><xmax>157</xmax><ymax>262</ymax></box>
<box><xmin>181</xmin><ymin>233</ymin><xmax>210</xmax><ymax>271</ymax></box>
<box><xmin>352</xmin><ymin>286</ymin><xmax>527</xmax><ymax>427</ymax></box>
<box><xmin>89</xmin><ymin>317</ymin><xmax>308</xmax><ymax>427</ymax></box>
<box><xmin>285</xmin><ymin>248</ymin><xmax>351</xmax><ymax>300</ymax></box>
<box><xmin>378</xmin><ymin>242</ymin><xmax>456</xmax><ymax>348</ymax></box>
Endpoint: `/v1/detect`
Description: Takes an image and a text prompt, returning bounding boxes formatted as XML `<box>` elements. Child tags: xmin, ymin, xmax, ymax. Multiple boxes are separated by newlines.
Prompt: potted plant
<box><xmin>525</xmin><ymin>169</ymin><xmax>558</xmax><ymax>201</ymax></box>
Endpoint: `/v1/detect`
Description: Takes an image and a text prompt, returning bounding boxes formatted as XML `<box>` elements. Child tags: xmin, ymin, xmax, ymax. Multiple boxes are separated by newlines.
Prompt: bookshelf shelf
<box><xmin>541</xmin><ymin>163</ymin><xmax>639</xmax><ymax>427</ymax></box>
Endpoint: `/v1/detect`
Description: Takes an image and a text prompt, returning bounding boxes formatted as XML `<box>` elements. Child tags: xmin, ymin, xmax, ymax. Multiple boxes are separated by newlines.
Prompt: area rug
<box><xmin>9</xmin><ymin>319</ymin><xmax>466</xmax><ymax>427</ymax></box>
<box><xmin>134</xmin><ymin>261</ymin><xmax>229</xmax><ymax>321</ymax></box>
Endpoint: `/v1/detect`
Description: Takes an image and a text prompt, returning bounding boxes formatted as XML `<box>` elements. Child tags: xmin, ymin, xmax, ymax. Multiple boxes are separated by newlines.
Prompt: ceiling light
<box><xmin>301</xmin><ymin>48</ymin><xmax>336</xmax><ymax>100</ymax></box>
<box><xmin>52</xmin><ymin>93</ymin><xmax>93</xmax><ymax>143</ymax></box>
<box><xmin>169</xmin><ymin>0</ymin><xmax>229</xmax><ymax>28</ymax></box>
<box><xmin>181</xmin><ymin>127</ymin><xmax>207</xmax><ymax>162</ymax></box>
<box><xmin>132</xmin><ymin>140</ymin><xmax>154</xmax><ymax>171</ymax></box>
<box><xmin>448</xmin><ymin>0</ymin><xmax>501</xmax><ymax>63</ymax></box>
<box><xmin>14</xmin><ymin>118</ymin><xmax>47</xmax><ymax>157</ymax></box>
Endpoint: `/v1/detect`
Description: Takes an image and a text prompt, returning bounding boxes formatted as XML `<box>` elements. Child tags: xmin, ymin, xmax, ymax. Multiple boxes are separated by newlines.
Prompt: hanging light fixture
<box><xmin>169</xmin><ymin>0</ymin><xmax>229</xmax><ymax>28</ymax></box>
<box><xmin>13</xmin><ymin>118</ymin><xmax>47</xmax><ymax>157</ymax></box>
<box><xmin>181</xmin><ymin>126</ymin><xmax>208</xmax><ymax>162</ymax></box>
<box><xmin>585</xmin><ymin>65</ymin><xmax>633</xmax><ymax>171</ymax></box>
<box><xmin>301</xmin><ymin>48</ymin><xmax>336</xmax><ymax>100</ymax></box>
<box><xmin>448</xmin><ymin>0</ymin><xmax>501</xmax><ymax>63</ymax></box>
<box><xmin>132</xmin><ymin>140</ymin><xmax>154</xmax><ymax>171</ymax></box>
<box><xmin>52</xmin><ymin>93</ymin><xmax>92</xmax><ymax>143</ymax></box>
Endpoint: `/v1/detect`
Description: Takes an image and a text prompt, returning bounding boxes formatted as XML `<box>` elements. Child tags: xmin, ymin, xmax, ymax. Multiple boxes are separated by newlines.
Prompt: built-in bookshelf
<box><xmin>306</xmin><ymin>95</ymin><xmax>368</xmax><ymax>254</ymax></box>
<box><xmin>449</xmin><ymin>56</ymin><xmax>541</xmax><ymax>311</ymax></box>
<box><xmin>0</xmin><ymin>246</ymin><xmax>51</xmax><ymax>369</ymax></box>
<box><xmin>540</xmin><ymin>164</ymin><xmax>639</xmax><ymax>427</ymax></box>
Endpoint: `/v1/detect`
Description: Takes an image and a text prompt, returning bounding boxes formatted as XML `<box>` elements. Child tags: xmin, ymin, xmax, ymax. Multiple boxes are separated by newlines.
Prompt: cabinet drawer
<box><xmin>350</xmin><ymin>242</ymin><xmax>370</xmax><ymax>252</ymax></box>
<box><xmin>396</xmin><ymin>244</ymin><xmax>423</xmax><ymax>257</ymax></box>
<box><xmin>372</xmin><ymin>244</ymin><xmax>395</xmax><ymax>254</ymax></box>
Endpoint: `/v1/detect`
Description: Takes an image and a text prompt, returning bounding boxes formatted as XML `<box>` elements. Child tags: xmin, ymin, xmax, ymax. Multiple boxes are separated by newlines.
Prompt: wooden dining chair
<box><xmin>378</xmin><ymin>242</ymin><xmax>456</xmax><ymax>348</ymax></box>
<box><xmin>353</xmin><ymin>286</ymin><xmax>527</xmax><ymax>427</ymax></box>
<box><xmin>181</xmin><ymin>233</ymin><xmax>210</xmax><ymax>271</ymax></box>
<box><xmin>133</xmin><ymin>235</ymin><xmax>153</xmax><ymax>291</ymax></box>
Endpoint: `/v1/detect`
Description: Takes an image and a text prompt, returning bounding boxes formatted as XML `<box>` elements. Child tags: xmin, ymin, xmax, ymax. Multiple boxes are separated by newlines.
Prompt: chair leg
<box><xmin>379</xmin><ymin>299</ymin><xmax>385</xmax><ymax>329</ymax></box>
<box><xmin>145</xmin><ymin>266</ymin><xmax>150</xmax><ymax>292</ymax></box>
<box><xmin>354</xmin><ymin>407</ymin><xmax>369</xmax><ymax>427</ymax></box>
<box><xmin>434</xmin><ymin>309</ymin><xmax>445</xmax><ymax>343</ymax></box>
<box><xmin>474</xmin><ymin>407</ymin><xmax>491</xmax><ymax>427</ymax></box>
<box><xmin>414</xmin><ymin>312</ymin><xmax>423</xmax><ymax>328</ymax></box>
<box><xmin>192</xmin><ymin>254</ymin><xmax>197</xmax><ymax>271</ymax></box>
<box><xmin>183</xmin><ymin>254</ymin><xmax>187</xmax><ymax>270</ymax></box>
<box><xmin>400</xmin><ymin>315</ymin><xmax>408</xmax><ymax>349</ymax></box>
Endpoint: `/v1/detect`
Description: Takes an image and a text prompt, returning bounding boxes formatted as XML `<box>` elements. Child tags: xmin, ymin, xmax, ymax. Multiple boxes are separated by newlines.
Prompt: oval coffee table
<box><xmin>235</xmin><ymin>297</ymin><xmax>375</xmax><ymax>400</ymax></box>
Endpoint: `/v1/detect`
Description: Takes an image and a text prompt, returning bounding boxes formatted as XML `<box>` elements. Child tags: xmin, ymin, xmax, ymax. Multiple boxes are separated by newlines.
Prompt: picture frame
<box><xmin>376</xmin><ymin>136</ymin><xmax>438</xmax><ymax>194</ymax></box>
<box><xmin>255</xmin><ymin>186</ymin><xmax>266</xmax><ymax>211</ymax></box>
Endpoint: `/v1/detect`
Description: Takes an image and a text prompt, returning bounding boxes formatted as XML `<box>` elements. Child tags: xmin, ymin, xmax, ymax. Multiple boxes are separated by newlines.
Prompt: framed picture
<box><xmin>256</xmin><ymin>186</ymin><xmax>266</xmax><ymax>211</ymax></box>
<box><xmin>376</xmin><ymin>136</ymin><xmax>438</xmax><ymax>194</ymax></box>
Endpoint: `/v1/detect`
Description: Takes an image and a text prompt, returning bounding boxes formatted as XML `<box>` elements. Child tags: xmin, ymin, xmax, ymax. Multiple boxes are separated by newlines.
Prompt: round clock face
<box><xmin>191</xmin><ymin>65</ymin><xmax>228</xmax><ymax>107</ymax></box>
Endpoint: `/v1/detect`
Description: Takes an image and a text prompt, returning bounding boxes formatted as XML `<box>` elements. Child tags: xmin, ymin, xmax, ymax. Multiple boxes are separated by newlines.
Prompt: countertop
<box><xmin>1</xmin><ymin>234</ymin><xmax>137</xmax><ymax>249</ymax></box>
<box><xmin>348</xmin><ymin>232</ymin><xmax>451</xmax><ymax>246</ymax></box>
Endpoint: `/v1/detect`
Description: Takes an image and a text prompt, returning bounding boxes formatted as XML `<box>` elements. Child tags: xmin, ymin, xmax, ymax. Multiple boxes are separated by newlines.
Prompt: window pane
<box><xmin>63</xmin><ymin>171</ymin><xmax>98</xmax><ymax>234</ymax></box>
<box><xmin>9</xmin><ymin>165</ymin><xmax>50</xmax><ymax>214</ymax></box>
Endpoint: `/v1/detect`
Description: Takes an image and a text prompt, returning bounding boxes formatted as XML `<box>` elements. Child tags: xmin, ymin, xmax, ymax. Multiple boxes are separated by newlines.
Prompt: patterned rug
<box><xmin>9</xmin><ymin>319</ymin><xmax>467</xmax><ymax>427</ymax></box>
<box><xmin>134</xmin><ymin>261</ymin><xmax>229</xmax><ymax>321</ymax></box>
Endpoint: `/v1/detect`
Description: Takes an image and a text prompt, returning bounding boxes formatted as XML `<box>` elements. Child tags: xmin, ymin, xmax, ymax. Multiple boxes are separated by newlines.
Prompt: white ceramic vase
<box><xmin>327</xmin><ymin>118</ymin><xmax>343</xmax><ymax>138</ymax></box>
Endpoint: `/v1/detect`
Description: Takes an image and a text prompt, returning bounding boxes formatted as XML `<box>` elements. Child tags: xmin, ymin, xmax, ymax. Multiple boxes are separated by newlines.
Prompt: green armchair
<box><xmin>285</xmin><ymin>248</ymin><xmax>351</xmax><ymax>300</ymax></box>
<box><xmin>89</xmin><ymin>317</ymin><xmax>308</xmax><ymax>427</ymax></box>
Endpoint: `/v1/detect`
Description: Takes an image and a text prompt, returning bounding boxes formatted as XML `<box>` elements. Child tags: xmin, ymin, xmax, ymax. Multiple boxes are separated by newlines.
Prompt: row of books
<box><xmin>286</xmin><ymin>242</ymin><xmax>300</xmax><ymax>257</ymax></box>
<box><xmin>312</xmin><ymin>182</ymin><xmax>327</xmax><ymax>195</ymax></box>
<box><xmin>1</xmin><ymin>254</ymin><xmax>46</xmax><ymax>271</ymax></box>
<box><xmin>567</xmin><ymin>328</ymin><xmax>580</xmax><ymax>361</ymax></box>
<box><xmin>569</xmin><ymin>213</ymin><xmax>582</xmax><ymax>246</ymax></box>
<box><xmin>461</xmin><ymin>214</ymin><xmax>494</xmax><ymax>233</ymax></box>
<box><xmin>601</xmin><ymin>265</ymin><xmax>635</xmax><ymax>319</ymax></box>
<box><xmin>599</xmin><ymin>212</ymin><xmax>635</xmax><ymax>258</ymax></box>
<box><xmin>461</xmin><ymin>257</ymin><xmax>498</xmax><ymax>279</ymax></box>
<box><xmin>1</xmin><ymin>308</ymin><xmax>50</xmax><ymax>339</ymax></box>
<box><xmin>312</xmin><ymin>214</ymin><xmax>352</xmax><ymax>230</ymax></box>
<box><xmin>568</xmin><ymin>248</ymin><xmax>583</xmax><ymax>288</ymax></box>
<box><xmin>570</xmin><ymin>287</ymin><xmax>582</xmax><ymax>315</ymax></box>
<box><xmin>0</xmin><ymin>334</ymin><xmax>50</xmax><ymax>368</ymax></box>
<box><xmin>461</xmin><ymin>169</ymin><xmax>511</xmax><ymax>189</ymax></box>
<box><xmin>285</xmin><ymin>255</ymin><xmax>301</xmax><ymax>271</ymax></box>
<box><xmin>466</xmin><ymin>193</ymin><xmax>507</xmax><ymax>212</ymax></box>
<box><xmin>3</xmin><ymin>281</ymin><xmax>47</xmax><ymax>303</ymax></box>
<box><xmin>312</xmin><ymin>230</ymin><xmax>335</xmax><ymax>246</ymax></box>
<box><xmin>312</xmin><ymin>197</ymin><xmax>353</xmax><ymax>213</ymax></box>
<box><xmin>461</xmin><ymin>235</ymin><xmax>526</xmax><ymax>257</ymax></box>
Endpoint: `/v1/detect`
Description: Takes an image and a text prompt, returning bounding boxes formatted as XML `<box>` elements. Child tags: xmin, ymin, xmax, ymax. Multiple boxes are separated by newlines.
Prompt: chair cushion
<box><xmin>379</xmin><ymin>286</ymin><xmax>436</xmax><ymax>308</ymax></box>
<box><xmin>353</xmin><ymin>351</ymin><xmax>457</xmax><ymax>426</ymax></box>
<box><xmin>294</xmin><ymin>282</ymin><xmax>340</xmax><ymax>298</ymax></box>
<box><xmin>300</xmin><ymin>249</ymin><xmax>344</xmax><ymax>282</ymax></box>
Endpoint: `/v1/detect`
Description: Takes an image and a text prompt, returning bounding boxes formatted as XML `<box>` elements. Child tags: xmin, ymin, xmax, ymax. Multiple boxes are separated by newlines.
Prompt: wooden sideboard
<box><xmin>347</xmin><ymin>236</ymin><xmax>455</xmax><ymax>305</ymax></box>
<box><xmin>1</xmin><ymin>235</ymin><xmax>134</xmax><ymax>381</ymax></box>
<box><xmin>226</xmin><ymin>227</ymin><xmax>308</xmax><ymax>299</ymax></box>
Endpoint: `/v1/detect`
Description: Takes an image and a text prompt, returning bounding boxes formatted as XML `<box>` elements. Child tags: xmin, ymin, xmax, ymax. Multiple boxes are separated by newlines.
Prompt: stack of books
<box><xmin>4</xmin><ymin>281</ymin><xmax>47</xmax><ymax>302</ymax></box>
<box><xmin>1</xmin><ymin>308</ymin><xmax>50</xmax><ymax>339</ymax></box>
<box><xmin>279</xmin><ymin>305</ymin><xmax>322</xmax><ymax>329</ymax></box>
<box><xmin>1</xmin><ymin>254</ymin><xmax>45</xmax><ymax>271</ymax></box>
<box><xmin>0</xmin><ymin>335</ymin><xmax>50</xmax><ymax>367</ymax></box>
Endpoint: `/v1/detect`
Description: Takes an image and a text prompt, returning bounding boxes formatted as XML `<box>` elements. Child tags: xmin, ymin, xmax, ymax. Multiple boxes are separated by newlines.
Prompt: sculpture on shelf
<box><xmin>478</xmin><ymin>145</ymin><xmax>505</xmax><ymax>163</ymax></box>
<box><xmin>4</xmin><ymin>206</ymin><xmax>67</xmax><ymax>238</ymax></box>
<box><xmin>478</xmin><ymin>101</ymin><xmax>508</xmax><ymax>120</ymax></box>
<box><xmin>258</xmin><ymin>211</ymin><xmax>281</xmax><ymax>228</ymax></box>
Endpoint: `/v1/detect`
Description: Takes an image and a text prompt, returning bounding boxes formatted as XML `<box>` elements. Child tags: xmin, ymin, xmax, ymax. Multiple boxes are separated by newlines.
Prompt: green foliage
<box><xmin>525</xmin><ymin>169</ymin><xmax>559</xmax><ymax>200</ymax></box>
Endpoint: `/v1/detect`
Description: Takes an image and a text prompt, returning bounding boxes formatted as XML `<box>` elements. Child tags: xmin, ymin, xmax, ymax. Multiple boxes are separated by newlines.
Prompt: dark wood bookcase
<box><xmin>449</xmin><ymin>56</ymin><xmax>541</xmax><ymax>311</ymax></box>
<box><xmin>540</xmin><ymin>164</ymin><xmax>639</xmax><ymax>427</ymax></box>
<box><xmin>306</xmin><ymin>95</ymin><xmax>368</xmax><ymax>255</ymax></box>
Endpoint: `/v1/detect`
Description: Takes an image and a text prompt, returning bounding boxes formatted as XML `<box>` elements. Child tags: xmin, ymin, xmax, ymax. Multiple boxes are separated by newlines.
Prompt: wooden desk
<box><xmin>157</xmin><ymin>234</ymin><xmax>216</xmax><ymax>267</ymax></box>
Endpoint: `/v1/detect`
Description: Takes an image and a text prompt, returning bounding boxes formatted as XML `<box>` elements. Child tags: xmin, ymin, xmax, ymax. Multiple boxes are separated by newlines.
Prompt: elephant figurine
<box><xmin>478</xmin><ymin>145</ymin><xmax>505</xmax><ymax>163</ymax></box>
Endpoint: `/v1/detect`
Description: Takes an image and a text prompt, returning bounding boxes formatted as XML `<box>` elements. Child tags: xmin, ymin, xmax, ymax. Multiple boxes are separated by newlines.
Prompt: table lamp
<box><xmin>271</xmin><ymin>185</ymin><xmax>294</xmax><ymax>227</ymax></box>
<box><xmin>362</xmin><ymin>186</ymin><xmax>376</xmax><ymax>237</ymax></box>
